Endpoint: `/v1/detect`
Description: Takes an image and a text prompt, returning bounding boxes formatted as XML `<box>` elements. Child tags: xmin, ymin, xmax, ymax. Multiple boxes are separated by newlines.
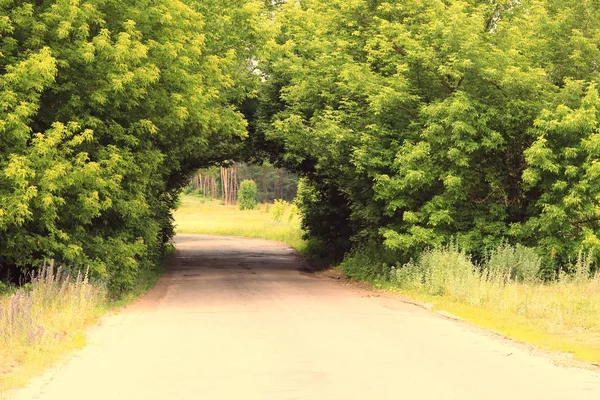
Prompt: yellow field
<box><xmin>174</xmin><ymin>196</ymin><xmax>306</xmax><ymax>252</ymax></box>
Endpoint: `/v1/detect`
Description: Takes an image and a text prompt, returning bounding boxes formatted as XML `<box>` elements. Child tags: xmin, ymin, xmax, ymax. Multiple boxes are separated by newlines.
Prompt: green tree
<box><xmin>256</xmin><ymin>0</ymin><xmax>600</xmax><ymax>270</ymax></box>
<box><xmin>238</xmin><ymin>180</ymin><xmax>258</xmax><ymax>210</ymax></box>
<box><xmin>0</xmin><ymin>0</ymin><xmax>263</xmax><ymax>292</ymax></box>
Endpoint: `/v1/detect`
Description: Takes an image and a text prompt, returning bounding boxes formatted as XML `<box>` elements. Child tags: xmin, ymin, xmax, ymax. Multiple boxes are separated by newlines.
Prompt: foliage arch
<box><xmin>2</xmin><ymin>0</ymin><xmax>600</xmax><ymax>292</ymax></box>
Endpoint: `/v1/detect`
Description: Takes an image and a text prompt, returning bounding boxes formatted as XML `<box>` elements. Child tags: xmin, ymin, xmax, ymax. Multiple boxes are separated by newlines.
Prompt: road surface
<box><xmin>8</xmin><ymin>234</ymin><xmax>600</xmax><ymax>399</ymax></box>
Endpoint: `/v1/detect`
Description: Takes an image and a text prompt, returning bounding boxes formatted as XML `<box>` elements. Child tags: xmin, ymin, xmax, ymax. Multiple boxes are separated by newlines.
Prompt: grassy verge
<box><xmin>174</xmin><ymin>195</ymin><xmax>306</xmax><ymax>253</ymax></box>
<box><xmin>377</xmin><ymin>282</ymin><xmax>600</xmax><ymax>363</ymax></box>
<box><xmin>0</xmin><ymin>260</ymin><xmax>165</xmax><ymax>394</ymax></box>
<box><xmin>344</xmin><ymin>247</ymin><xmax>600</xmax><ymax>364</ymax></box>
<box><xmin>0</xmin><ymin>264</ymin><xmax>103</xmax><ymax>393</ymax></box>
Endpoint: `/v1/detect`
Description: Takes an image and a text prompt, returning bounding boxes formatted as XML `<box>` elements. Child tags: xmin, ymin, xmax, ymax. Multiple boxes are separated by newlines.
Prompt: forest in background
<box><xmin>186</xmin><ymin>163</ymin><xmax>298</xmax><ymax>204</ymax></box>
<box><xmin>1</xmin><ymin>0</ymin><xmax>600</xmax><ymax>292</ymax></box>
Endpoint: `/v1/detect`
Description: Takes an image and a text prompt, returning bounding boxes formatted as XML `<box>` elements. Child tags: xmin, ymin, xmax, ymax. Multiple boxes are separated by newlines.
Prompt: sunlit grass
<box><xmin>364</xmin><ymin>247</ymin><xmax>600</xmax><ymax>363</ymax></box>
<box><xmin>174</xmin><ymin>195</ymin><xmax>307</xmax><ymax>253</ymax></box>
<box><xmin>0</xmin><ymin>264</ymin><xmax>105</xmax><ymax>393</ymax></box>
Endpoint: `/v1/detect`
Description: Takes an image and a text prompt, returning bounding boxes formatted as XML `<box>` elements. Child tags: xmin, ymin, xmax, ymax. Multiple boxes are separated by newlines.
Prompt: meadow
<box><xmin>174</xmin><ymin>195</ymin><xmax>306</xmax><ymax>253</ymax></box>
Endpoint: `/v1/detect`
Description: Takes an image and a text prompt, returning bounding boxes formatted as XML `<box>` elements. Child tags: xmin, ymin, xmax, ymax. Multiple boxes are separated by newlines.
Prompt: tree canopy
<box><xmin>256</xmin><ymin>0</ymin><xmax>600</xmax><ymax>271</ymax></box>
<box><xmin>0</xmin><ymin>0</ymin><xmax>262</xmax><ymax>291</ymax></box>
<box><xmin>2</xmin><ymin>0</ymin><xmax>600</xmax><ymax>290</ymax></box>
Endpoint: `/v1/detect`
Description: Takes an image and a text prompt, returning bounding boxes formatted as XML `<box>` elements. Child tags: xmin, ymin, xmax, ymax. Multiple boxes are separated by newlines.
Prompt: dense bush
<box><xmin>0</xmin><ymin>0</ymin><xmax>262</xmax><ymax>293</ymax></box>
<box><xmin>340</xmin><ymin>243</ymin><xmax>399</xmax><ymax>282</ymax></box>
<box><xmin>238</xmin><ymin>180</ymin><xmax>258</xmax><ymax>210</ymax></box>
<box><xmin>4</xmin><ymin>0</ymin><xmax>600</xmax><ymax>292</ymax></box>
<box><xmin>256</xmin><ymin>0</ymin><xmax>600</xmax><ymax>272</ymax></box>
<box><xmin>486</xmin><ymin>243</ymin><xmax>541</xmax><ymax>283</ymax></box>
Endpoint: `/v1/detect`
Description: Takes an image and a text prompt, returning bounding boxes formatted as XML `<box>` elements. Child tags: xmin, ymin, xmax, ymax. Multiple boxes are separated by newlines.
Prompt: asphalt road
<box><xmin>9</xmin><ymin>234</ymin><xmax>600</xmax><ymax>399</ymax></box>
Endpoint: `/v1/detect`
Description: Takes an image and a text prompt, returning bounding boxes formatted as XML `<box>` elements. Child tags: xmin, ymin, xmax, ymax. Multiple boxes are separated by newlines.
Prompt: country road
<box><xmin>8</xmin><ymin>234</ymin><xmax>600</xmax><ymax>400</ymax></box>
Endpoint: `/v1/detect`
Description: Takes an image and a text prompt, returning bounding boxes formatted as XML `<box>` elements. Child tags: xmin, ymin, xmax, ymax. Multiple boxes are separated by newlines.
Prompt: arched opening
<box><xmin>2</xmin><ymin>0</ymin><xmax>600</xmax><ymax>295</ymax></box>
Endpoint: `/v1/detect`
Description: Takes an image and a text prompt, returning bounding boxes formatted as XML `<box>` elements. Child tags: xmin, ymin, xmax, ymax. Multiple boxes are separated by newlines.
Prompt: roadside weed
<box><xmin>0</xmin><ymin>262</ymin><xmax>105</xmax><ymax>392</ymax></box>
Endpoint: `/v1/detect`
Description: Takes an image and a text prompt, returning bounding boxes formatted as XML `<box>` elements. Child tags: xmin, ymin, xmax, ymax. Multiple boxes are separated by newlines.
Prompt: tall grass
<box><xmin>0</xmin><ymin>262</ymin><xmax>105</xmax><ymax>392</ymax></box>
<box><xmin>371</xmin><ymin>245</ymin><xmax>600</xmax><ymax>362</ymax></box>
<box><xmin>174</xmin><ymin>195</ymin><xmax>306</xmax><ymax>252</ymax></box>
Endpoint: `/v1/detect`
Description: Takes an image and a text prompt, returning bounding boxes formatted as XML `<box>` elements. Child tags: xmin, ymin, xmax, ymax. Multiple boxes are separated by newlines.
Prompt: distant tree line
<box><xmin>188</xmin><ymin>163</ymin><xmax>298</xmax><ymax>203</ymax></box>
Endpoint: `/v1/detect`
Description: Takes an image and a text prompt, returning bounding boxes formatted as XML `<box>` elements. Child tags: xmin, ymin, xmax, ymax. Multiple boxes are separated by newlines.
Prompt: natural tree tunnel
<box><xmin>2</xmin><ymin>0</ymin><xmax>600</xmax><ymax>293</ymax></box>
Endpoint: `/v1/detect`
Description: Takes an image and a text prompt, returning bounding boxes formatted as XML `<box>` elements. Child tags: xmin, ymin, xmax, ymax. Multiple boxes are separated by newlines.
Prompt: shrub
<box><xmin>183</xmin><ymin>185</ymin><xmax>195</xmax><ymax>195</ymax></box>
<box><xmin>340</xmin><ymin>243</ymin><xmax>400</xmax><ymax>282</ymax></box>
<box><xmin>288</xmin><ymin>203</ymin><xmax>299</xmax><ymax>222</ymax></box>
<box><xmin>485</xmin><ymin>243</ymin><xmax>542</xmax><ymax>283</ymax></box>
<box><xmin>271</xmin><ymin>199</ymin><xmax>289</xmax><ymax>222</ymax></box>
<box><xmin>393</xmin><ymin>245</ymin><xmax>478</xmax><ymax>299</ymax></box>
<box><xmin>238</xmin><ymin>180</ymin><xmax>258</xmax><ymax>210</ymax></box>
<box><xmin>0</xmin><ymin>281</ymin><xmax>9</xmax><ymax>295</ymax></box>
